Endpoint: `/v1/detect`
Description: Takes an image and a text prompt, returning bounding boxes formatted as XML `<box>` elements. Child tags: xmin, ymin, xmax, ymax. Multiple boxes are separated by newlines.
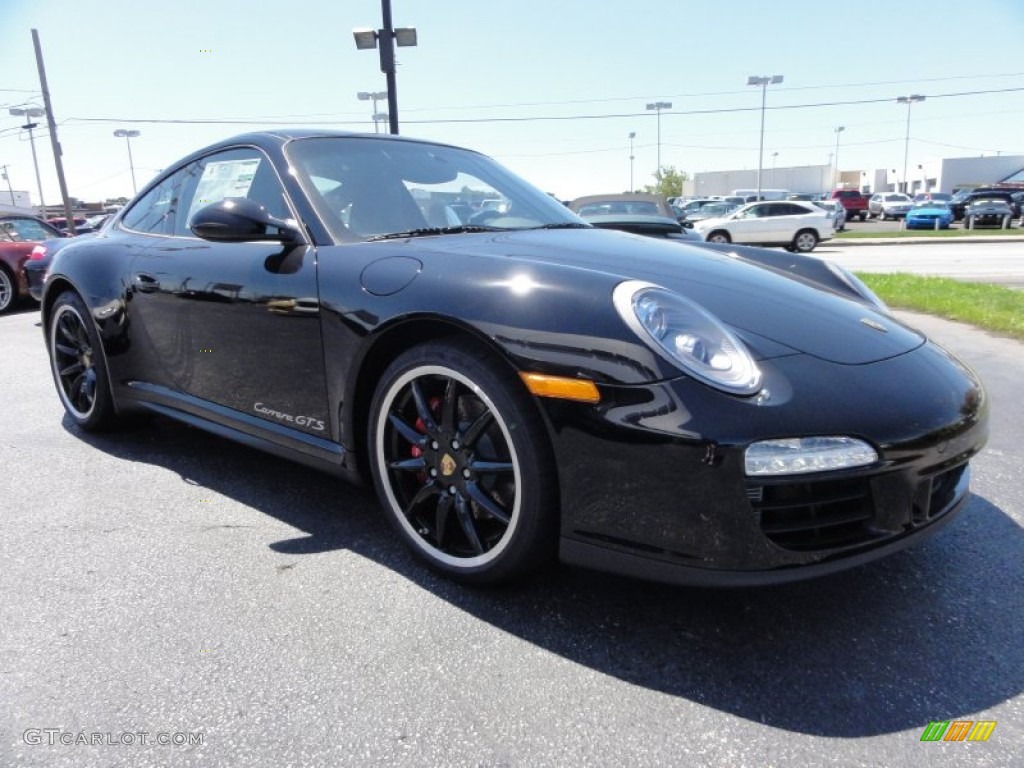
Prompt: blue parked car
<box><xmin>905</xmin><ymin>201</ymin><xmax>953</xmax><ymax>230</ymax></box>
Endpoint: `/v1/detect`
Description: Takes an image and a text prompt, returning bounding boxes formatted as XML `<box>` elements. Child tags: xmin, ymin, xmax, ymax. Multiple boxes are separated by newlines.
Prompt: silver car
<box><xmin>813</xmin><ymin>199</ymin><xmax>847</xmax><ymax>232</ymax></box>
<box><xmin>868</xmin><ymin>193</ymin><xmax>913</xmax><ymax>220</ymax></box>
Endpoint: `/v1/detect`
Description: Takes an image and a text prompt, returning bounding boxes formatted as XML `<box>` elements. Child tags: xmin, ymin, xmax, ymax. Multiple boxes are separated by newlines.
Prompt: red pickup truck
<box><xmin>830</xmin><ymin>189</ymin><xmax>868</xmax><ymax>221</ymax></box>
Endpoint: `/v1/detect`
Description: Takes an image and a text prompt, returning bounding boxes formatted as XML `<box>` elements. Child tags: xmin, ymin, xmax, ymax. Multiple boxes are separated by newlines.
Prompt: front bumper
<box><xmin>543</xmin><ymin>341</ymin><xmax>988</xmax><ymax>586</ymax></box>
<box><xmin>906</xmin><ymin>215</ymin><xmax>951</xmax><ymax>229</ymax></box>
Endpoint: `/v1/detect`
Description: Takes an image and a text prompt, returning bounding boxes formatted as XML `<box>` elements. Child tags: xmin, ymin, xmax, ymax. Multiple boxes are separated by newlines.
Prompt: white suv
<box><xmin>693</xmin><ymin>201</ymin><xmax>834</xmax><ymax>252</ymax></box>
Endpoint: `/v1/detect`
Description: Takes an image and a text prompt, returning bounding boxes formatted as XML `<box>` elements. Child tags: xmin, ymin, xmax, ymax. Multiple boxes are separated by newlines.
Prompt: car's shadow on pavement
<box><xmin>68</xmin><ymin>414</ymin><xmax>1023</xmax><ymax>738</ymax></box>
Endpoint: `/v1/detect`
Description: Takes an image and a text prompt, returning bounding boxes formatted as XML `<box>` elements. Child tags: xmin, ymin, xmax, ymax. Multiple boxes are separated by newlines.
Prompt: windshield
<box><xmin>884</xmin><ymin>194</ymin><xmax>911</xmax><ymax>202</ymax></box>
<box><xmin>912</xmin><ymin>202</ymin><xmax>948</xmax><ymax>209</ymax></box>
<box><xmin>286</xmin><ymin>136</ymin><xmax>582</xmax><ymax>242</ymax></box>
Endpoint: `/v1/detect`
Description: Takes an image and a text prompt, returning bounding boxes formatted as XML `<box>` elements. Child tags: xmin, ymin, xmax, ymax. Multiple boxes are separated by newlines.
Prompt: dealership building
<box><xmin>689</xmin><ymin>154</ymin><xmax>1024</xmax><ymax>197</ymax></box>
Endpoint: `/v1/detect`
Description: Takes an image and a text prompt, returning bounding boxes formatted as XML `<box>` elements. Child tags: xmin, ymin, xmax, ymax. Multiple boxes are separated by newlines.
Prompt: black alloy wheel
<box><xmin>369</xmin><ymin>340</ymin><xmax>557</xmax><ymax>584</ymax></box>
<box><xmin>0</xmin><ymin>266</ymin><xmax>15</xmax><ymax>314</ymax></box>
<box><xmin>707</xmin><ymin>231</ymin><xmax>731</xmax><ymax>244</ymax></box>
<box><xmin>48</xmin><ymin>292</ymin><xmax>120</xmax><ymax>431</ymax></box>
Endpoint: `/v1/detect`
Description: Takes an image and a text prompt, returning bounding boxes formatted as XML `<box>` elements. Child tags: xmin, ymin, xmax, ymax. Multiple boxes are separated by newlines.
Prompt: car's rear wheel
<box><xmin>706</xmin><ymin>230</ymin><xmax>731</xmax><ymax>244</ymax></box>
<box><xmin>0</xmin><ymin>266</ymin><xmax>16</xmax><ymax>314</ymax></box>
<box><xmin>369</xmin><ymin>340</ymin><xmax>557</xmax><ymax>584</ymax></box>
<box><xmin>792</xmin><ymin>230</ymin><xmax>819</xmax><ymax>253</ymax></box>
<box><xmin>858</xmin><ymin>212</ymin><xmax>867</xmax><ymax>221</ymax></box>
<box><xmin>48</xmin><ymin>291</ymin><xmax>121</xmax><ymax>431</ymax></box>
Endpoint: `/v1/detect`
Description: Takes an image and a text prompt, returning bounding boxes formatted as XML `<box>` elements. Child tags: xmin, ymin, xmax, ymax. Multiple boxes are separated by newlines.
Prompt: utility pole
<box><xmin>32</xmin><ymin>28</ymin><xmax>76</xmax><ymax>234</ymax></box>
<box><xmin>1</xmin><ymin>164</ymin><xmax>14</xmax><ymax>206</ymax></box>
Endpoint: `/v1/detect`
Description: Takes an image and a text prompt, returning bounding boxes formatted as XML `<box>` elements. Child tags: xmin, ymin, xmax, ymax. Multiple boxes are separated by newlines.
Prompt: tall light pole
<box><xmin>747</xmin><ymin>75</ymin><xmax>784</xmax><ymax>201</ymax></box>
<box><xmin>628</xmin><ymin>131</ymin><xmax>636</xmax><ymax>192</ymax></box>
<box><xmin>645</xmin><ymin>101</ymin><xmax>671</xmax><ymax>177</ymax></box>
<box><xmin>8</xmin><ymin>107</ymin><xmax>46</xmax><ymax>213</ymax></box>
<box><xmin>896</xmin><ymin>95</ymin><xmax>925</xmax><ymax>194</ymax></box>
<box><xmin>832</xmin><ymin>126</ymin><xmax>845</xmax><ymax>190</ymax></box>
<box><xmin>353</xmin><ymin>1</ymin><xmax>418</xmax><ymax>135</ymax></box>
<box><xmin>1</xmin><ymin>164</ymin><xmax>14</xmax><ymax>206</ymax></box>
<box><xmin>357</xmin><ymin>90</ymin><xmax>387</xmax><ymax>133</ymax></box>
<box><xmin>113</xmin><ymin>129</ymin><xmax>140</xmax><ymax>195</ymax></box>
<box><xmin>771</xmin><ymin>151</ymin><xmax>778</xmax><ymax>186</ymax></box>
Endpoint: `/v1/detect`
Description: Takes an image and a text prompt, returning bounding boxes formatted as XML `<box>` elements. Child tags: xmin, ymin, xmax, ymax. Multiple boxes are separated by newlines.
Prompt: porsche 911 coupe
<box><xmin>42</xmin><ymin>130</ymin><xmax>989</xmax><ymax>586</ymax></box>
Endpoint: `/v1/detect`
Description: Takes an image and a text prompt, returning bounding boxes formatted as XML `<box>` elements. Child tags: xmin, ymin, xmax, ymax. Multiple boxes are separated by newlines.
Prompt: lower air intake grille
<box><xmin>753</xmin><ymin>477</ymin><xmax>878</xmax><ymax>552</ymax></box>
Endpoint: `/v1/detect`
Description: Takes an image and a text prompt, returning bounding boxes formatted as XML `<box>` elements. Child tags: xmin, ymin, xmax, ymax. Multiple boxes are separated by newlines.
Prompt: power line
<box><xmin>61</xmin><ymin>86</ymin><xmax>1024</xmax><ymax>128</ymax></box>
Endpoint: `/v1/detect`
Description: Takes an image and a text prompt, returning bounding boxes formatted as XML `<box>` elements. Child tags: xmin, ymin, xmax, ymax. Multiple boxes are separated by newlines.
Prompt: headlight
<box><xmin>613</xmin><ymin>280</ymin><xmax>761</xmax><ymax>395</ymax></box>
<box><xmin>745</xmin><ymin>436</ymin><xmax>878</xmax><ymax>476</ymax></box>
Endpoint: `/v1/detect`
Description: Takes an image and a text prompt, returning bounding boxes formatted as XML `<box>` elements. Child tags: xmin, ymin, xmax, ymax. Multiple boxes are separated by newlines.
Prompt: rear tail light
<box><xmin>29</xmin><ymin>245</ymin><xmax>47</xmax><ymax>261</ymax></box>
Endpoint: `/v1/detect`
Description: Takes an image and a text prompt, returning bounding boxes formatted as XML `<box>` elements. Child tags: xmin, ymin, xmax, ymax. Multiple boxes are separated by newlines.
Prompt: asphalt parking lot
<box><xmin>2</xmin><ymin>297</ymin><xmax>1021</xmax><ymax>767</ymax></box>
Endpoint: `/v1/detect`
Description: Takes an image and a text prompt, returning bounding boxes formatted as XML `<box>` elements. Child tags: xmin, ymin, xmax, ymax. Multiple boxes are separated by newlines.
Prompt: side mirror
<box><xmin>190</xmin><ymin>197</ymin><xmax>301</xmax><ymax>243</ymax></box>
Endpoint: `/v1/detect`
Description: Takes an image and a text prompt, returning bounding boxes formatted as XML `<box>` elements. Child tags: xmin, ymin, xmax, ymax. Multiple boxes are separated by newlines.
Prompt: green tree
<box><xmin>642</xmin><ymin>166</ymin><xmax>689</xmax><ymax>198</ymax></box>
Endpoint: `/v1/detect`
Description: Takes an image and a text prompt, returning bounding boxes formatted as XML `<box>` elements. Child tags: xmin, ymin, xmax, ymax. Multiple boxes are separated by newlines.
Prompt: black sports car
<box><xmin>42</xmin><ymin>130</ymin><xmax>989</xmax><ymax>586</ymax></box>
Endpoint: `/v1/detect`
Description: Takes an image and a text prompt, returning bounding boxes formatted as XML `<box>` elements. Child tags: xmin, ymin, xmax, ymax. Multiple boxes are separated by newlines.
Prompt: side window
<box><xmin>176</xmin><ymin>147</ymin><xmax>291</xmax><ymax>237</ymax></box>
<box><xmin>1</xmin><ymin>217</ymin><xmax>50</xmax><ymax>241</ymax></box>
<box><xmin>121</xmin><ymin>169</ymin><xmax>190</xmax><ymax>235</ymax></box>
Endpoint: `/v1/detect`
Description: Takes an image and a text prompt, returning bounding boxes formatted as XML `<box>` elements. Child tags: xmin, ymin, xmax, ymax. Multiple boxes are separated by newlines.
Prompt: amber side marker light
<box><xmin>520</xmin><ymin>373</ymin><xmax>600</xmax><ymax>403</ymax></box>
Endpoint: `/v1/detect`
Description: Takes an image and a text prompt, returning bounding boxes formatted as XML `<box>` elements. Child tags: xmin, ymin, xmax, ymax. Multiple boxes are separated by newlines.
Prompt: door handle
<box><xmin>133</xmin><ymin>273</ymin><xmax>160</xmax><ymax>293</ymax></box>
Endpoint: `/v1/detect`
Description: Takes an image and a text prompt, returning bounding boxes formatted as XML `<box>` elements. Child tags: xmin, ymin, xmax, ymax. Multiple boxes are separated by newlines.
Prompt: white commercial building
<box><xmin>688</xmin><ymin>155</ymin><xmax>1024</xmax><ymax>198</ymax></box>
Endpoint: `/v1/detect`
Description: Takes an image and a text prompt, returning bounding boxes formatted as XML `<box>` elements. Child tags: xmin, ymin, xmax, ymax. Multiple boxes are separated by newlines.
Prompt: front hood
<box><xmin>402</xmin><ymin>229</ymin><xmax>923</xmax><ymax>365</ymax></box>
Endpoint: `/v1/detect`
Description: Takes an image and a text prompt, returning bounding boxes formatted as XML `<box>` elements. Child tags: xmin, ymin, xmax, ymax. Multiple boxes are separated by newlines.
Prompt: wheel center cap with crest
<box><xmin>440</xmin><ymin>453</ymin><xmax>457</xmax><ymax>476</ymax></box>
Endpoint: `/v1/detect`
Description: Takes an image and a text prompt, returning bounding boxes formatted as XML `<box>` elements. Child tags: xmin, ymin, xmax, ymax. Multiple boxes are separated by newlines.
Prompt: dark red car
<box><xmin>0</xmin><ymin>214</ymin><xmax>64</xmax><ymax>313</ymax></box>
<box><xmin>829</xmin><ymin>189</ymin><xmax>868</xmax><ymax>222</ymax></box>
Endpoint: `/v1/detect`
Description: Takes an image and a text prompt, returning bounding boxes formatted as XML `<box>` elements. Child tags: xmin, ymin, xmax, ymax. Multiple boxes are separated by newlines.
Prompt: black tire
<box><xmin>792</xmin><ymin>229</ymin><xmax>819</xmax><ymax>253</ymax></box>
<box><xmin>706</xmin><ymin>230</ymin><xmax>731</xmax><ymax>244</ymax></box>
<box><xmin>0</xmin><ymin>265</ymin><xmax>16</xmax><ymax>314</ymax></box>
<box><xmin>858</xmin><ymin>212</ymin><xmax>867</xmax><ymax>221</ymax></box>
<box><xmin>878</xmin><ymin>210</ymin><xmax>887</xmax><ymax>221</ymax></box>
<box><xmin>368</xmin><ymin>339</ymin><xmax>558</xmax><ymax>584</ymax></box>
<box><xmin>48</xmin><ymin>291</ymin><xmax>121</xmax><ymax>431</ymax></box>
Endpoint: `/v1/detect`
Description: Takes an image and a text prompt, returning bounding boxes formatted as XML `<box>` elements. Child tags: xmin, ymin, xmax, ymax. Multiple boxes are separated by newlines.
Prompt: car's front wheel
<box><xmin>48</xmin><ymin>291</ymin><xmax>121</xmax><ymax>431</ymax></box>
<box><xmin>706</xmin><ymin>230</ymin><xmax>731</xmax><ymax>244</ymax></box>
<box><xmin>369</xmin><ymin>340</ymin><xmax>558</xmax><ymax>584</ymax></box>
<box><xmin>0</xmin><ymin>266</ymin><xmax>16</xmax><ymax>314</ymax></box>
<box><xmin>878</xmin><ymin>210</ymin><xmax>887</xmax><ymax>221</ymax></box>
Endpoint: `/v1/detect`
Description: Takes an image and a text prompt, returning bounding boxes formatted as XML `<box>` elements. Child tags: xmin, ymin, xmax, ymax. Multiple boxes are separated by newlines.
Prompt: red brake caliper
<box><xmin>410</xmin><ymin>396</ymin><xmax>443</xmax><ymax>482</ymax></box>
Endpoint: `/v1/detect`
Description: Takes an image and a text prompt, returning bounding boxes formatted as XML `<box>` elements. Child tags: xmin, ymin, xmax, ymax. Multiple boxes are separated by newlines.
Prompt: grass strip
<box><xmin>857</xmin><ymin>273</ymin><xmax>1024</xmax><ymax>341</ymax></box>
<box><xmin>837</xmin><ymin>228</ymin><xmax>1024</xmax><ymax>239</ymax></box>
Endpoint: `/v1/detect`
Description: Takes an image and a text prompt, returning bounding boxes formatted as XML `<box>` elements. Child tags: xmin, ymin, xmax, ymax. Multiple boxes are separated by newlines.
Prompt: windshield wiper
<box><xmin>532</xmin><ymin>222</ymin><xmax>591</xmax><ymax>230</ymax></box>
<box><xmin>365</xmin><ymin>224</ymin><xmax>504</xmax><ymax>242</ymax></box>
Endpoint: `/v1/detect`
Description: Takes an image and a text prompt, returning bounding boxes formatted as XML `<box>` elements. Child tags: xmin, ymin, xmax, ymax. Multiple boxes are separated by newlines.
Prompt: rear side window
<box><xmin>121</xmin><ymin>170</ymin><xmax>191</xmax><ymax>236</ymax></box>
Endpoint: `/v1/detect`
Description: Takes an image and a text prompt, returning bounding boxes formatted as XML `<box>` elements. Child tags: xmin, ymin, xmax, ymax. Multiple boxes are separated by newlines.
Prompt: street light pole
<box><xmin>897</xmin><ymin>95</ymin><xmax>925</xmax><ymax>194</ymax></box>
<box><xmin>8</xmin><ymin>108</ymin><xmax>46</xmax><ymax>213</ymax></box>
<box><xmin>645</xmin><ymin>102</ymin><xmax>671</xmax><ymax>178</ymax></box>
<box><xmin>1</xmin><ymin>164</ymin><xmax>14</xmax><ymax>206</ymax></box>
<box><xmin>357</xmin><ymin>91</ymin><xmax>388</xmax><ymax>133</ymax></box>
<box><xmin>352</xmin><ymin>0</ymin><xmax>418</xmax><ymax>135</ymax></box>
<box><xmin>771</xmin><ymin>151</ymin><xmax>778</xmax><ymax>186</ymax></box>
<box><xmin>628</xmin><ymin>132</ymin><xmax>636</xmax><ymax>192</ymax></box>
<box><xmin>832</xmin><ymin>126</ymin><xmax>845</xmax><ymax>190</ymax></box>
<box><xmin>113</xmin><ymin>129</ymin><xmax>140</xmax><ymax>195</ymax></box>
<box><xmin>747</xmin><ymin>75</ymin><xmax>783</xmax><ymax>201</ymax></box>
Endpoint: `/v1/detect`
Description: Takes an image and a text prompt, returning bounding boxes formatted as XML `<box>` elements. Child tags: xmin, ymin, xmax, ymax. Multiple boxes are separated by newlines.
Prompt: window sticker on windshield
<box><xmin>187</xmin><ymin>157</ymin><xmax>262</xmax><ymax>222</ymax></box>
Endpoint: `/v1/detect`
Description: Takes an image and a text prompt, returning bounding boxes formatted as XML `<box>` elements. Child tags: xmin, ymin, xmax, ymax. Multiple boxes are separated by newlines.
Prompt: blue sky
<box><xmin>2</xmin><ymin>0</ymin><xmax>1023</xmax><ymax>204</ymax></box>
